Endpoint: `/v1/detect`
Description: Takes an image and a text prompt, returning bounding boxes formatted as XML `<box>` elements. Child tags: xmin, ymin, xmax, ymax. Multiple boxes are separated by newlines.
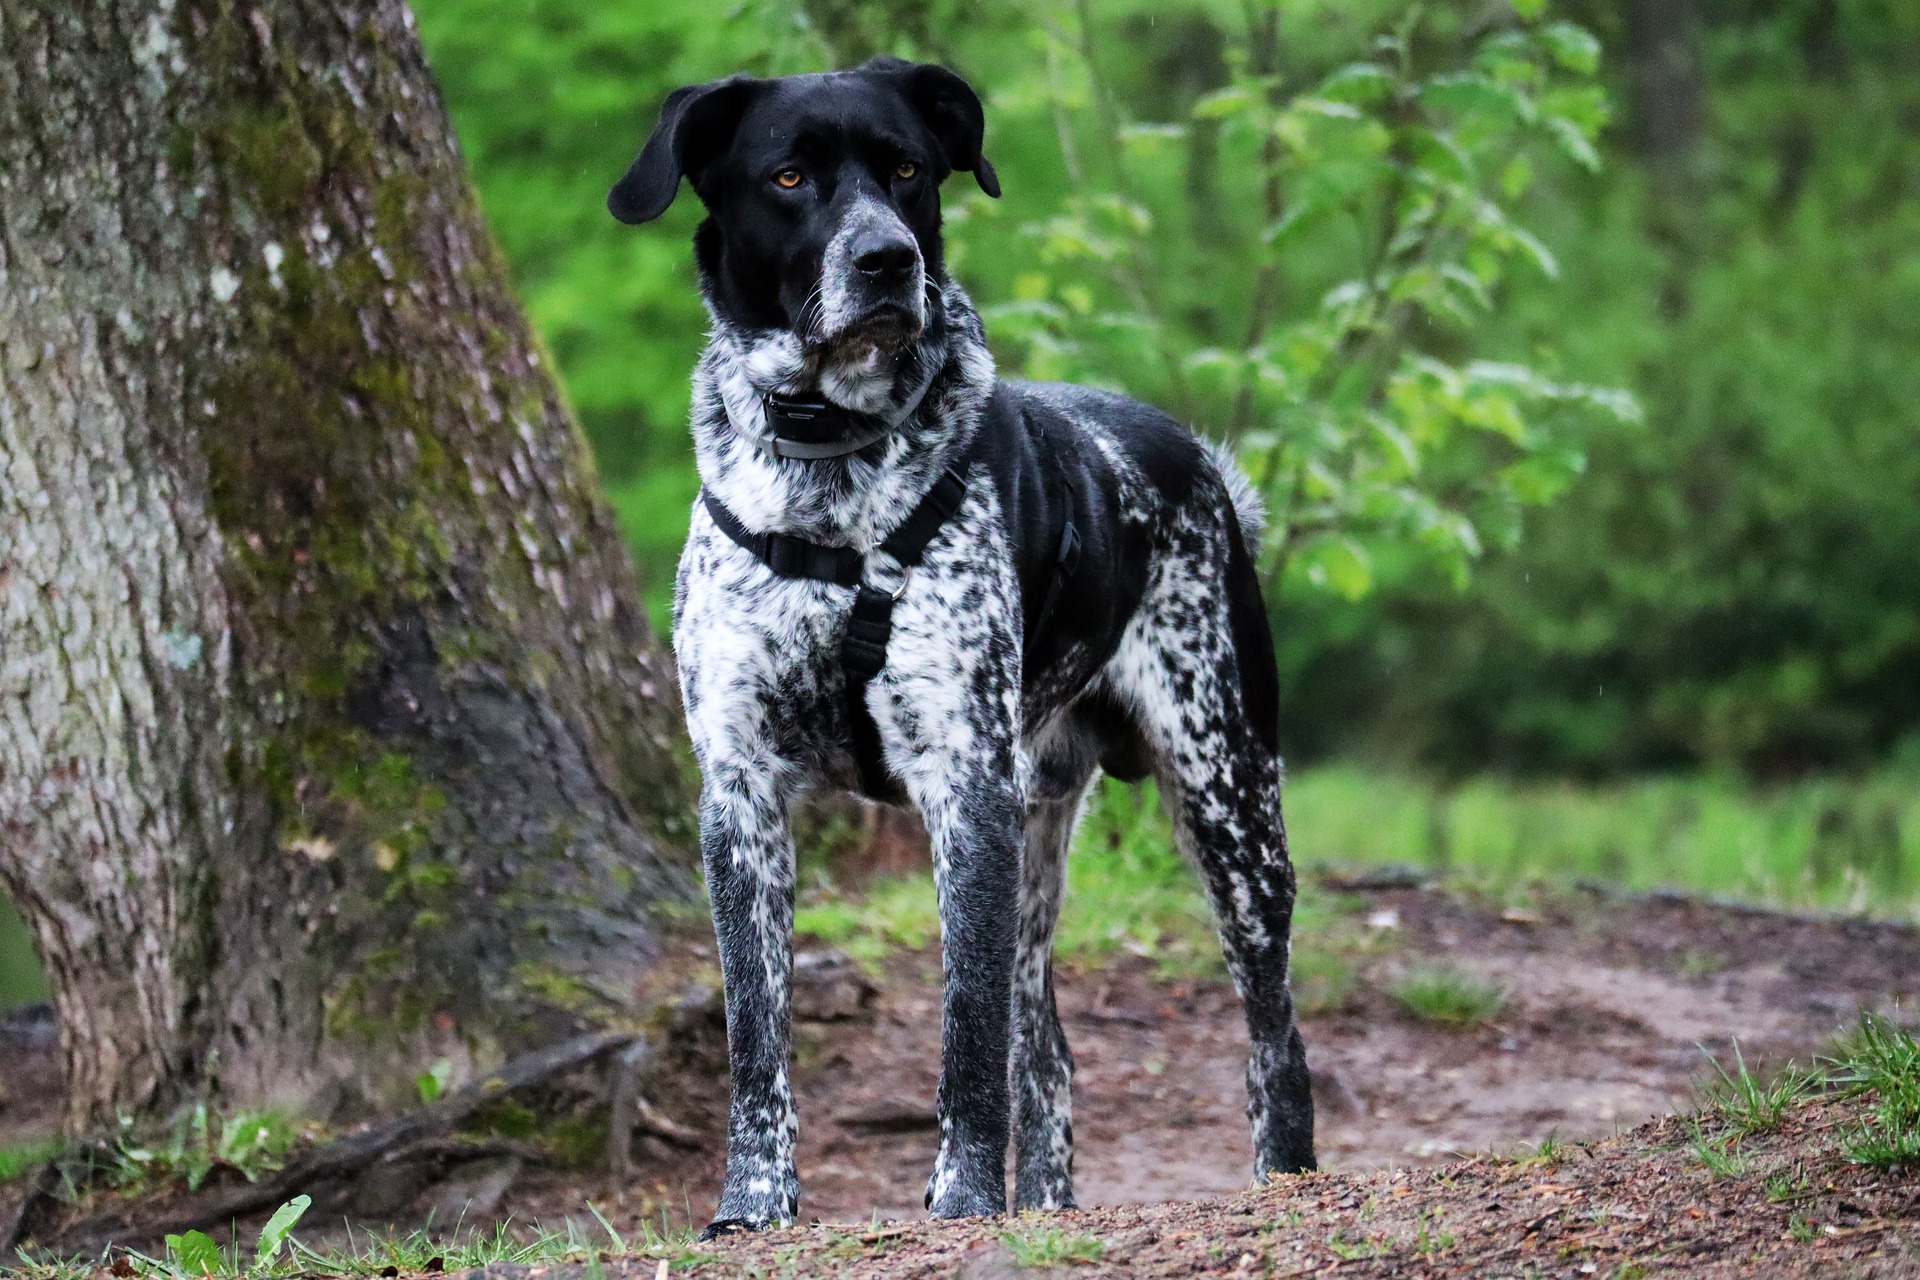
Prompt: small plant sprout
<box><xmin>1392</xmin><ymin>965</ymin><xmax>1507</xmax><ymax>1028</ymax></box>
<box><xmin>1764</xmin><ymin>1164</ymin><xmax>1811</xmax><ymax>1203</ymax></box>
<box><xmin>1519</xmin><ymin>1132</ymin><xmax>1566</xmax><ymax>1165</ymax></box>
<box><xmin>416</xmin><ymin>1057</ymin><xmax>454</xmax><ymax>1105</ymax></box>
<box><xmin>1699</xmin><ymin>1042</ymin><xmax>1810</xmax><ymax>1135</ymax></box>
<box><xmin>256</xmin><ymin>1194</ymin><xmax>312</xmax><ymax>1268</ymax></box>
<box><xmin>997</xmin><ymin>1225</ymin><xmax>1105</xmax><ymax>1267</ymax></box>
<box><xmin>1686</xmin><ymin>1121</ymin><xmax>1748</xmax><ymax>1178</ymax></box>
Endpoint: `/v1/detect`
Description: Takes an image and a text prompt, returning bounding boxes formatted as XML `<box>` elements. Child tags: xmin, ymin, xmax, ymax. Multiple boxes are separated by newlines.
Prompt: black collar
<box><xmin>759</xmin><ymin>391</ymin><xmax>897</xmax><ymax>461</ymax></box>
<box><xmin>731</xmin><ymin>356</ymin><xmax>943</xmax><ymax>462</ymax></box>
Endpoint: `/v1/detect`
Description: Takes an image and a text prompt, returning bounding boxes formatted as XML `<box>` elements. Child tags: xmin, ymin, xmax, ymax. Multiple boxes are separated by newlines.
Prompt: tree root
<box><xmin>14</xmin><ymin>1030</ymin><xmax>640</xmax><ymax>1258</ymax></box>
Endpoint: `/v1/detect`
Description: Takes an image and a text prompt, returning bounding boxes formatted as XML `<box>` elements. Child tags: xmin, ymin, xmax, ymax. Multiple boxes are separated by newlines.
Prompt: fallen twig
<box><xmin>35</xmin><ymin>1030</ymin><xmax>636</xmax><ymax>1255</ymax></box>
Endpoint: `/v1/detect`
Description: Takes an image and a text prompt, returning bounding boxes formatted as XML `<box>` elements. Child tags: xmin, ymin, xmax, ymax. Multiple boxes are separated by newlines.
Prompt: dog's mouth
<box><xmin>811</xmin><ymin>304</ymin><xmax>924</xmax><ymax>365</ymax></box>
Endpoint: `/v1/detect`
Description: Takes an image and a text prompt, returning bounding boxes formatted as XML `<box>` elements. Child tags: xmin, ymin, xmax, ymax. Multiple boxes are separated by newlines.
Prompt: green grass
<box><xmin>8</xmin><ymin>1199</ymin><xmax>704</xmax><ymax>1280</ymax></box>
<box><xmin>1699</xmin><ymin>1043</ymin><xmax>1813</xmax><ymax>1136</ymax></box>
<box><xmin>0</xmin><ymin>1137</ymin><xmax>60</xmax><ymax>1183</ymax></box>
<box><xmin>1824</xmin><ymin>1012</ymin><xmax>1920</xmax><ymax>1171</ymax></box>
<box><xmin>997</xmin><ymin>1224</ymin><xmax>1104</xmax><ymax>1267</ymax></box>
<box><xmin>1287</xmin><ymin>764</ymin><xmax>1920</xmax><ymax>919</ymax></box>
<box><xmin>1390</xmin><ymin>965</ymin><xmax>1507</xmax><ymax>1029</ymax></box>
<box><xmin>795</xmin><ymin>779</ymin><xmax>1373</xmax><ymax>990</ymax></box>
<box><xmin>1686</xmin><ymin>1121</ymin><xmax>1749</xmax><ymax>1178</ymax></box>
<box><xmin>11</xmin><ymin>764</ymin><xmax>1920</xmax><ymax>1013</ymax></box>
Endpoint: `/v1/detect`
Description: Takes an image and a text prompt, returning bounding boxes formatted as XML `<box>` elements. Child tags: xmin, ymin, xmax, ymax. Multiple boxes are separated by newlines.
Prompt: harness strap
<box><xmin>700</xmin><ymin>463</ymin><xmax>971</xmax><ymax>795</ymax></box>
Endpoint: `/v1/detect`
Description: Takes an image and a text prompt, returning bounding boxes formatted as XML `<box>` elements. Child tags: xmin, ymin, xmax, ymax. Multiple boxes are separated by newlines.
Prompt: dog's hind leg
<box><xmin>1012</xmin><ymin>744</ymin><xmax>1096</xmax><ymax>1211</ymax></box>
<box><xmin>1103</xmin><ymin>518</ymin><xmax>1317</xmax><ymax>1180</ymax></box>
<box><xmin>697</xmin><ymin>764</ymin><xmax>803</xmax><ymax>1235</ymax></box>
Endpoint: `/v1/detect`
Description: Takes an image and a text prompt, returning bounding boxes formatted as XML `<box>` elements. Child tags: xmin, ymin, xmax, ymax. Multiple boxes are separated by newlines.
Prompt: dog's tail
<box><xmin>1205</xmin><ymin>439</ymin><xmax>1267</xmax><ymax>549</ymax></box>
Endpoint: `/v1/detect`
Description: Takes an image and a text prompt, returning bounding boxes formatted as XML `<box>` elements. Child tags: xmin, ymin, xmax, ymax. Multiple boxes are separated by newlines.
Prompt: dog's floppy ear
<box><xmin>608</xmin><ymin>77</ymin><xmax>761</xmax><ymax>225</ymax></box>
<box><xmin>869</xmin><ymin>58</ymin><xmax>1001</xmax><ymax>198</ymax></box>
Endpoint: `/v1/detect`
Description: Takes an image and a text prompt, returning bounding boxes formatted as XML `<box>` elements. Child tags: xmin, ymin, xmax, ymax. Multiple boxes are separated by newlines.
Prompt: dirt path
<box><xmin>3</xmin><ymin>879</ymin><xmax>1917</xmax><ymax>1267</ymax></box>
<box><xmin>658</xmin><ymin>1096</ymin><xmax>1920</xmax><ymax>1278</ymax></box>
<box><xmin>503</xmin><ymin>880</ymin><xmax>1920</xmax><ymax>1230</ymax></box>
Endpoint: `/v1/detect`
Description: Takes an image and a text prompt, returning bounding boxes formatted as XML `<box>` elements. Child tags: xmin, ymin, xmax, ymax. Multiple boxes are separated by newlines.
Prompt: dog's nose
<box><xmin>850</xmin><ymin>231</ymin><xmax>918</xmax><ymax>280</ymax></box>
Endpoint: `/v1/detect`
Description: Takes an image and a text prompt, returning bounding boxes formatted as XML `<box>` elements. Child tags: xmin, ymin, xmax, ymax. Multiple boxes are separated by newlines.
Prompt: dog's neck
<box><xmin>690</xmin><ymin>276</ymin><xmax>996</xmax><ymax>549</ymax></box>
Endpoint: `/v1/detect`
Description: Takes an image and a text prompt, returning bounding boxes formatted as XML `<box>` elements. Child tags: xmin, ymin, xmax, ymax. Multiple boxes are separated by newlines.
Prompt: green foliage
<box><xmin>961</xmin><ymin>1</ymin><xmax>1634</xmax><ymax>599</ymax></box>
<box><xmin>255</xmin><ymin>1196</ymin><xmax>313</xmax><ymax>1269</ymax></box>
<box><xmin>1685</xmin><ymin>1120</ymin><xmax>1748</xmax><ymax>1178</ymax></box>
<box><xmin>0</xmin><ymin>1138</ymin><xmax>60</xmax><ymax>1183</ymax></box>
<box><xmin>412</xmin><ymin>0</ymin><xmax>1625</xmax><ymax>620</ymax></box>
<box><xmin>1390</xmin><ymin>964</ymin><xmax>1506</xmax><ymax>1027</ymax></box>
<box><xmin>409</xmin><ymin>0</ymin><xmax>1916</xmax><ymax>777</ymax></box>
<box><xmin>998</xmin><ymin>1225</ymin><xmax>1105</xmax><ymax>1267</ymax></box>
<box><xmin>1285</xmin><ymin>763</ymin><xmax>1920</xmax><ymax>916</ymax></box>
<box><xmin>1699</xmin><ymin>1043</ymin><xmax>1812</xmax><ymax>1136</ymax></box>
<box><xmin>164</xmin><ymin>1230</ymin><xmax>222</xmax><ymax>1277</ymax></box>
<box><xmin>1825</xmin><ymin>1012</ymin><xmax>1920</xmax><ymax>1171</ymax></box>
<box><xmin>416</xmin><ymin>1057</ymin><xmax>453</xmax><ymax>1105</ymax></box>
<box><xmin>108</xmin><ymin>1105</ymin><xmax>302</xmax><ymax>1193</ymax></box>
<box><xmin>1279</xmin><ymin>2</ymin><xmax>1920</xmax><ymax>774</ymax></box>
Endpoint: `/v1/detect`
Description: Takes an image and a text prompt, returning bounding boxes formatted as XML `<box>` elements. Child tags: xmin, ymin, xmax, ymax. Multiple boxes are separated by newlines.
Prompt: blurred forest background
<box><xmin>405</xmin><ymin>0</ymin><xmax>1920</xmax><ymax>783</ymax></box>
<box><xmin>5</xmin><ymin>0</ymin><xmax>1919</xmax><ymax>1008</ymax></box>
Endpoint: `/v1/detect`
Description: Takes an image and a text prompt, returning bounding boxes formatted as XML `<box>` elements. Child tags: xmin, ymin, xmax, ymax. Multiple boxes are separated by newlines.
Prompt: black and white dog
<box><xmin>609</xmin><ymin>57</ymin><xmax>1314</xmax><ymax>1236</ymax></box>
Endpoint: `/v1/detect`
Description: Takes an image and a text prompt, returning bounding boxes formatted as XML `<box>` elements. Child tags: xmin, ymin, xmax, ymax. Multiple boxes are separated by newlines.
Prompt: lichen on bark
<box><xmin>0</xmin><ymin>0</ymin><xmax>696</xmax><ymax>1133</ymax></box>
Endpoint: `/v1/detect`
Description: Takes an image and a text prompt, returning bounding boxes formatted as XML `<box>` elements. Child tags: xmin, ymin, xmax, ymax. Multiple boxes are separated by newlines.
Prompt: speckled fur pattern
<box><xmin>674</xmin><ymin>274</ymin><xmax>1316</xmax><ymax>1231</ymax></box>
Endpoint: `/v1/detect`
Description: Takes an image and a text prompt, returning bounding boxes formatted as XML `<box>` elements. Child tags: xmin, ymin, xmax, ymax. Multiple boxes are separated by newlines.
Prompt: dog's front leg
<box><xmin>910</xmin><ymin>766</ymin><xmax>1023</xmax><ymax>1219</ymax></box>
<box><xmin>698</xmin><ymin>764</ymin><xmax>801</xmax><ymax>1236</ymax></box>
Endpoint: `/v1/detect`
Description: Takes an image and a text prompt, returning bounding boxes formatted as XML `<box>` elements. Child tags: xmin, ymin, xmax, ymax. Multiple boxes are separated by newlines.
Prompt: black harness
<box><xmin>703</xmin><ymin>386</ymin><xmax>1080</xmax><ymax>796</ymax></box>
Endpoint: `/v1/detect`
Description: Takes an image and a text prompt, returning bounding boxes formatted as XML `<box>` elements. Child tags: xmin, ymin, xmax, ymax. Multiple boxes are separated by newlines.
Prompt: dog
<box><xmin>608</xmin><ymin>56</ymin><xmax>1315</xmax><ymax>1236</ymax></box>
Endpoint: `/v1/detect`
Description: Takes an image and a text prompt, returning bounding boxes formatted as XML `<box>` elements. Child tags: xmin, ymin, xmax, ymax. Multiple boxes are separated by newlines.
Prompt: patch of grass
<box><xmin>1411</xmin><ymin>1219</ymin><xmax>1455</xmax><ymax>1256</ymax></box>
<box><xmin>1288</xmin><ymin>765</ymin><xmax>1920</xmax><ymax>918</ymax></box>
<box><xmin>795</xmin><ymin>779</ymin><xmax>1374</xmax><ymax>985</ymax></box>
<box><xmin>1516</xmin><ymin>1132</ymin><xmax>1566</xmax><ymax>1166</ymax></box>
<box><xmin>1686</xmin><ymin>1121</ymin><xmax>1749</xmax><ymax>1178</ymax></box>
<box><xmin>1787</xmin><ymin>1213</ymin><xmax>1818</xmax><ymax>1243</ymax></box>
<box><xmin>1824</xmin><ymin>1012</ymin><xmax>1920</xmax><ymax>1171</ymax></box>
<box><xmin>1391</xmin><ymin>965</ymin><xmax>1507</xmax><ymax>1028</ymax></box>
<box><xmin>794</xmin><ymin>874</ymin><xmax>942</xmax><ymax>967</ymax></box>
<box><xmin>1764</xmin><ymin>1163</ymin><xmax>1811</xmax><ymax>1203</ymax></box>
<box><xmin>997</xmin><ymin>1224</ymin><xmax>1104</xmax><ymax>1267</ymax></box>
<box><xmin>1700</xmin><ymin>1042</ymin><xmax>1813</xmax><ymax>1135</ymax></box>
<box><xmin>1325</xmin><ymin>1229</ymin><xmax>1379</xmax><ymax>1260</ymax></box>
<box><xmin>0</xmin><ymin>1137</ymin><xmax>60</xmax><ymax>1182</ymax></box>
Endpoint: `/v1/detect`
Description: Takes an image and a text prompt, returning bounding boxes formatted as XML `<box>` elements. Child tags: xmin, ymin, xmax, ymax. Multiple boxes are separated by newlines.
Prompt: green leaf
<box><xmin>255</xmin><ymin>1195</ymin><xmax>312</xmax><ymax>1267</ymax></box>
<box><xmin>1419</xmin><ymin>74</ymin><xmax>1534</xmax><ymax>126</ymax></box>
<box><xmin>1542</xmin><ymin>115</ymin><xmax>1601</xmax><ymax>171</ymax></box>
<box><xmin>1301</xmin><ymin>536</ymin><xmax>1374</xmax><ymax>600</ymax></box>
<box><xmin>167</xmin><ymin>1229</ymin><xmax>222</xmax><ymax>1277</ymax></box>
<box><xmin>417</xmin><ymin>1057</ymin><xmax>453</xmax><ymax>1105</ymax></box>
<box><xmin>1508</xmin><ymin>0</ymin><xmax>1547</xmax><ymax>19</ymax></box>
<box><xmin>1318</xmin><ymin>62</ymin><xmax>1394</xmax><ymax>105</ymax></box>
<box><xmin>1539</xmin><ymin>23</ymin><xmax>1601</xmax><ymax>75</ymax></box>
<box><xmin>1192</xmin><ymin>85</ymin><xmax>1256</xmax><ymax>121</ymax></box>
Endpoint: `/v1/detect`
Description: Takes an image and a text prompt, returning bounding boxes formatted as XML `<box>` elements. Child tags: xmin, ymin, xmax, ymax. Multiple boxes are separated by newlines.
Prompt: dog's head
<box><xmin>607</xmin><ymin>58</ymin><xmax>998</xmax><ymax>378</ymax></box>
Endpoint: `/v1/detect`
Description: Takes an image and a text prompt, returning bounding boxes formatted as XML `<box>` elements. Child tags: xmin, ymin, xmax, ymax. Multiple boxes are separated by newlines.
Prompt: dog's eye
<box><xmin>774</xmin><ymin>169</ymin><xmax>804</xmax><ymax>189</ymax></box>
<box><xmin>895</xmin><ymin>161</ymin><xmax>918</xmax><ymax>180</ymax></box>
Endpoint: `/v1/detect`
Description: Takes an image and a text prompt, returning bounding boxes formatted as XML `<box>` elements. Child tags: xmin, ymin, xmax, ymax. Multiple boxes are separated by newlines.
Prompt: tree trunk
<box><xmin>0</xmin><ymin>0</ymin><xmax>694</xmax><ymax>1134</ymax></box>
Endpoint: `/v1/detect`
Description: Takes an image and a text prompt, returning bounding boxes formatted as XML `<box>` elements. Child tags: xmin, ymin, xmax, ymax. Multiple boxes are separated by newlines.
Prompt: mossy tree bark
<box><xmin>0</xmin><ymin>0</ymin><xmax>695</xmax><ymax>1134</ymax></box>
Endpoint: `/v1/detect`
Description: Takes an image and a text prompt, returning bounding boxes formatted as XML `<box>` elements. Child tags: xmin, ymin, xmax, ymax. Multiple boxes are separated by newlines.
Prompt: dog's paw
<box><xmin>924</xmin><ymin>1179</ymin><xmax>1006</xmax><ymax>1220</ymax></box>
<box><xmin>697</xmin><ymin>1217</ymin><xmax>765</xmax><ymax>1242</ymax></box>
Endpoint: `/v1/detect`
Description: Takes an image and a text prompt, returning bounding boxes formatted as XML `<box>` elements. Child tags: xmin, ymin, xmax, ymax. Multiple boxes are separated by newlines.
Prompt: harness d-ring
<box><xmin>865</xmin><ymin>553</ymin><xmax>913</xmax><ymax>601</ymax></box>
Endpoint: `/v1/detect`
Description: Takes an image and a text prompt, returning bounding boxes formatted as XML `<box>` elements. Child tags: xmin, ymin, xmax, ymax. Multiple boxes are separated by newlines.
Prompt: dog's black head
<box><xmin>608</xmin><ymin>58</ymin><xmax>998</xmax><ymax>370</ymax></box>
